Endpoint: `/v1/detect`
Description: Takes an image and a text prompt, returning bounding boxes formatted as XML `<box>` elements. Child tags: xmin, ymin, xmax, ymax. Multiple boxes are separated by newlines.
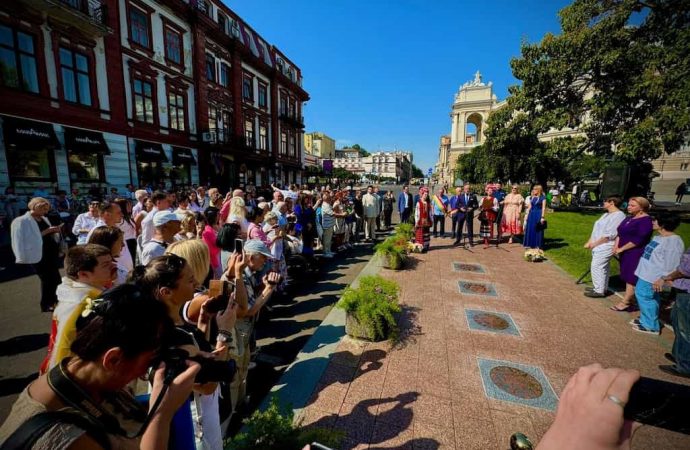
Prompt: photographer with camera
<box><xmin>131</xmin><ymin>253</ymin><xmax>237</xmax><ymax>450</ymax></box>
<box><xmin>0</xmin><ymin>284</ymin><xmax>199</xmax><ymax>450</ymax></box>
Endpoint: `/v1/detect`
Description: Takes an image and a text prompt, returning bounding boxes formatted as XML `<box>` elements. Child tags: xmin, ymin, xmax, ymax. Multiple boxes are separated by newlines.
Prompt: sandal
<box><xmin>610</xmin><ymin>303</ymin><xmax>636</xmax><ymax>312</ymax></box>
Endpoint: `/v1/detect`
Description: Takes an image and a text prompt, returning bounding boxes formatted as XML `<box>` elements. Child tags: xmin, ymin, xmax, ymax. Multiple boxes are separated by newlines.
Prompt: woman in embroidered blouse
<box><xmin>479</xmin><ymin>186</ymin><xmax>499</xmax><ymax>248</ymax></box>
<box><xmin>501</xmin><ymin>186</ymin><xmax>525</xmax><ymax>244</ymax></box>
<box><xmin>414</xmin><ymin>188</ymin><xmax>433</xmax><ymax>252</ymax></box>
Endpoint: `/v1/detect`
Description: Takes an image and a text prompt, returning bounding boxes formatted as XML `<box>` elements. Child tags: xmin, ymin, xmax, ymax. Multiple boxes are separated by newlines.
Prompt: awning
<box><xmin>2</xmin><ymin>116</ymin><xmax>60</xmax><ymax>149</ymax></box>
<box><xmin>135</xmin><ymin>140</ymin><xmax>168</xmax><ymax>162</ymax></box>
<box><xmin>64</xmin><ymin>127</ymin><xmax>110</xmax><ymax>155</ymax></box>
<box><xmin>172</xmin><ymin>147</ymin><xmax>196</xmax><ymax>166</ymax></box>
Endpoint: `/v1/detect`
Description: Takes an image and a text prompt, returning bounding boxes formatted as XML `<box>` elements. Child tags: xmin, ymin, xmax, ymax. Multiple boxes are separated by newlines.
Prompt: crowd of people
<box><xmin>0</xmin><ymin>181</ymin><xmax>684</xmax><ymax>449</ymax></box>
<box><xmin>406</xmin><ymin>182</ymin><xmax>546</xmax><ymax>252</ymax></box>
<box><xmin>584</xmin><ymin>195</ymin><xmax>690</xmax><ymax>379</ymax></box>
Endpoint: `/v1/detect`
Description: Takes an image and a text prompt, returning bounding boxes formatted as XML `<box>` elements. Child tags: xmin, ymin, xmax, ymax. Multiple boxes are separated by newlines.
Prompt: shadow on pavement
<box><xmin>0</xmin><ymin>333</ymin><xmax>49</xmax><ymax>357</ymax></box>
<box><xmin>0</xmin><ymin>373</ymin><xmax>38</xmax><ymax>397</ymax></box>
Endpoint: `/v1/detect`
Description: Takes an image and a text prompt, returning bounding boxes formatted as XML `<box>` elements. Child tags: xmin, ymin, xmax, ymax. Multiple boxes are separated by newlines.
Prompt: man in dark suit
<box><xmin>397</xmin><ymin>184</ymin><xmax>413</xmax><ymax>224</ymax></box>
<box><xmin>455</xmin><ymin>184</ymin><xmax>478</xmax><ymax>246</ymax></box>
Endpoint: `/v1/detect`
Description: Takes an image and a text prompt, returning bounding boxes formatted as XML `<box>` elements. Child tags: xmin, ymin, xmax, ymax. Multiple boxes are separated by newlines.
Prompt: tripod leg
<box><xmin>576</xmin><ymin>269</ymin><xmax>591</xmax><ymax>284</ymax></box>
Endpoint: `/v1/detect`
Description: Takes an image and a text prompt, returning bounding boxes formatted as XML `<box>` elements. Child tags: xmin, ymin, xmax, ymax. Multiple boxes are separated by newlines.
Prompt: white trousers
<box><xmin>591</xmin><ymin>246</ymin><xmax>614</xmax><ymax>294</ymax></box>
<box><xmin>364</xmin><ymin>217</ymin><xmax>377</xmax><ymax>239</ymax></box>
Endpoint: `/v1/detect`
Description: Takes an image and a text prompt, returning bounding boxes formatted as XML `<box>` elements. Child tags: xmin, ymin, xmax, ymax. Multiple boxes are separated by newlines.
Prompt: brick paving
<box><xmin>297</xmin><ymin>235</ymin><xmax>690</xmax><ymax>449</ymax></box>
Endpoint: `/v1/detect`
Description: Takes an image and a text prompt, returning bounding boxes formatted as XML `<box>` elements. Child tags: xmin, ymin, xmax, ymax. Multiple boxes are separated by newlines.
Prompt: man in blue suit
<box><xmin>449</xmin><ymin>186</ymin><xmax>463</xmax><ymax>240</ymax></box>
<box><xmin>454</xmin><ymin>184</ymin><xmax>478</xmax><ymax>246</ymax></box>
<box><xmin>397</xmin><ymin>184</ymin><xmax>413</xmax><ymax>224</ymax></box>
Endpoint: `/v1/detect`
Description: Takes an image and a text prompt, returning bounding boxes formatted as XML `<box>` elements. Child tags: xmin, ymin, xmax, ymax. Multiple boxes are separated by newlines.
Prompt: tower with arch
<box><xmin>438</xmin><ymin>71</ymin><xmax>506</xmax><ymax>185</ymax></box>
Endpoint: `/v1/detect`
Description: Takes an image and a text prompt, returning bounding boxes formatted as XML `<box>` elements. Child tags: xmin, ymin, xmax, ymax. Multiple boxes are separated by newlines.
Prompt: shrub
<box><xmin>395</xmin><ymin>222</ymin><xmax>414</xmax><ymax>240</ymax></box>
<box><xmin>226</xmin><ymin>397</ymin><xmax>343</xmax><ymax>450</ymax></box>
<box><xmin>337</xmin><ymin>275</ymin><xmax>401</xmax><ymax>341</ymax></box>
<box><xmin>375</xmin><ymin>236</ymin><xmax>408</xmax><ymax>269</ymax></box>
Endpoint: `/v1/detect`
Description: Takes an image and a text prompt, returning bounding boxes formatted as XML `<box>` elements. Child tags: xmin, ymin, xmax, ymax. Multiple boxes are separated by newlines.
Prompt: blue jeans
<box><xmin>672</xmin><ymin>293</ymin><xmax>690</xmax><ymax>374</ymax></box>
<box><xmin>635</xmin><ymin>279</ymin><xmax>660</xmax><ymax>332</ymax></box>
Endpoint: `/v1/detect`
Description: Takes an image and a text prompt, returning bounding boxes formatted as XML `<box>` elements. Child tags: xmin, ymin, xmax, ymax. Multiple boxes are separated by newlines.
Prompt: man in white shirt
<box><xmin>584</xmin><ymin>196</ymin><xmax>626</xmax><ymax>297</ymax></box>
<box><xmin>140</xmin><ymin>190</ymin><xmax>170</xmax><ymax>248</ymax></box>
<box><xmin>362</xmin><ymin>186</ymin><xmax>379</xmax><ymax>242</ymax></box>
<box><xmin>140</xmin><ymin>211</ymin><xmax>181</xmax><ymax>265</ymax></box>
<box><xmin>72</xmin><ymin>201</ymin><xmax>100</xmax><ymax>245</ymax></box>
<box><xmin>131</xmin><ymin>189</ymin><xmax>149</xmax><ymax>220</ymax></box>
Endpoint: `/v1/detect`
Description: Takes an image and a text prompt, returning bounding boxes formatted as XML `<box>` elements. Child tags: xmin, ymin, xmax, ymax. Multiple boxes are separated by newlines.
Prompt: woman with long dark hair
<box><xmin>0</xmin><ymin>283</ymin><xmax>198</xmax><ymax>449</ymax></box>
<box><xmin>414</xmin><ymin>188</ymin><xmax>433</xmax><ymax>252</ymax></box>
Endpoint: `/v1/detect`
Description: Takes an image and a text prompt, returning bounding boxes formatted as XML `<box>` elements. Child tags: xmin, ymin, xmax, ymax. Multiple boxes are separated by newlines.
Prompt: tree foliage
<box><xmin>411</xmin><ymin>164</ymin><xmax>424</xmax><ymax>178</ymax></box>
<box><xmin>457</xmin><ymin>0</ymin><xmax>690</xmax><ymax>186</ymax></box>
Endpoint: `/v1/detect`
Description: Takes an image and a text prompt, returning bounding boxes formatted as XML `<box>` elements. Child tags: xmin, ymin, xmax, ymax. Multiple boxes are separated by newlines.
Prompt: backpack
<box><xmin>0</xmin><ymin>411</ymin><xmax>111</xmax><ymax>450</ymax></box>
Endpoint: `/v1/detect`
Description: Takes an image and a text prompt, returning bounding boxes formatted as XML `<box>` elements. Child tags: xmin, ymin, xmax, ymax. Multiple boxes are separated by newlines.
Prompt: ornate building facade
<box><xmin>0</xmin><ymin>0</ymin><xmax>308</xmax><ymax>196</ymax></box>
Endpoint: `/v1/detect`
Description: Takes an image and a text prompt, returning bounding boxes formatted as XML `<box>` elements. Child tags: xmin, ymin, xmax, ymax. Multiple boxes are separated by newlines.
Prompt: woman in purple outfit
<box><xmin>610</xmin><ymin>197</ymin><xmax>654</xmax><ymax>312</ymax></box>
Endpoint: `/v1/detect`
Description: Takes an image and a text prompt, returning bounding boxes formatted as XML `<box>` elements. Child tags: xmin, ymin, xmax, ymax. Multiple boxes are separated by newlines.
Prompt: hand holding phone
<box><xmin>234</xmin><ymin>238</ymin><xmax>243</xmax><ymax>254</ymax></box>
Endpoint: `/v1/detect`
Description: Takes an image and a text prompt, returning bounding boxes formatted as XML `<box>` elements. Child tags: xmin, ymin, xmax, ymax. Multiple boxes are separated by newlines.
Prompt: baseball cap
<box><xmin>153</xmin><ymin>211</ymin><xmax>181</xmax><ymax>227</ymax></box>
<box><xmin>243</xmin><ymin>239</ymin><xmax>273</xmax><ymax>258</ymax></box>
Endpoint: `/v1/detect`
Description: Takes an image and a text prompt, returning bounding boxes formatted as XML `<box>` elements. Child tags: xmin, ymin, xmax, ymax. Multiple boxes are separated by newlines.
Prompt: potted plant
<box><xmin>337</xmin><ymin>275</ymin><xmax>401</xmax><ymax>341</ymax></box>
<box><xmin>375</xmin><ymin>236</ymin><xmax>408</xmax><ymax>270</ymax></box>
<box><xmin>394</xmin><ymin>222</ymin><xmax>414</xmax><ymax>241</ymax></box>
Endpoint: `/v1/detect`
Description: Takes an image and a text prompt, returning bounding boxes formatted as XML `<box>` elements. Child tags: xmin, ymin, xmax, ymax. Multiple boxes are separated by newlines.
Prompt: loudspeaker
<box><xmin>601</xmin><ymin>165</ymin><xmax>630</xmax><ymax>198</ymax></box>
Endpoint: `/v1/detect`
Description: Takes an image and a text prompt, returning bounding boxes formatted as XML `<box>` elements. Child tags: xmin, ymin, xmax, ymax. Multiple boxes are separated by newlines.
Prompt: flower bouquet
<box><xmin>524</xmin><ymin>249</ymin><xmax>545</xmax><ymax>262</ymax></box>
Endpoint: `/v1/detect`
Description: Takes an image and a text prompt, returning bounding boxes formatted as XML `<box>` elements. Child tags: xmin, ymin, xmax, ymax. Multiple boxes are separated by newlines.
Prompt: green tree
<box><xmin>411</xmin><ymin>164</ymin><xmax>424</xmax><ymax>178</ymax></box>
<box><xmin>350</xmin><ymin>144</ymin><xmax>370</xmax><ymax>157</ymax></box>
<box><xmin>332</xmin><ymin>167</ymin><xmax>357</xmax><ymax>181</ymax></box>
<box><xmin>458</xmin><ymin>0</ymin><xmax>690</xmax><ymax>189</ymax></box>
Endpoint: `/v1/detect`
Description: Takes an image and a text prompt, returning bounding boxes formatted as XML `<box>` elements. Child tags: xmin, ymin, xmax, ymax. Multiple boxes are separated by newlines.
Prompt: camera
<box><xmin>156</xmin><ymin>347</ymin><xmax>236</xmax><ymax>384</ymax></box>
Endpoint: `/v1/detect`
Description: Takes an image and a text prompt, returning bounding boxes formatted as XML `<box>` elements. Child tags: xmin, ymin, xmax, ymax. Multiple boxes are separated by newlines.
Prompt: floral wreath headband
<box><xmin>81</xmin><ymin>296</ymin><xmax>105</xmax><ymax>318</ymax></box>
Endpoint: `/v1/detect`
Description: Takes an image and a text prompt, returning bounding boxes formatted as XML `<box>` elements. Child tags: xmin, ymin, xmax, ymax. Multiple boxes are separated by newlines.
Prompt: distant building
<box><xmin>304</xmin><ymin>132</ymin><xmax>335</xmax><ymax>159</ymax></box>
<box><xmin>333</xmin><ymin>148</ymin><xmax>412</xmax><ymax>181</ymax></box>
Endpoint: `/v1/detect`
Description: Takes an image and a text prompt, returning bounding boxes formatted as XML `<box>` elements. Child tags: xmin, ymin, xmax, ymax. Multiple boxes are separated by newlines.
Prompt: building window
<box><xmin>209</xmin><ymin>106</ymin><xmax>231</xmax><ymax>142</ymax></box>
<box><xmin>280</xmin><ymin>131</ymin><xmax>287</xmax><ymax>155</ymax></box>
<box><xmin>244</xmin><ymin>118</ymin><xmax>254</xmax><ymax>147</ymax></box>
<box><xmin>168</xmin><ymin>89</ymin><xmax>185</xmax><ymax>131</ymax></box>
<box><xmin>258</xmin><ymin>83</ymin><xmax>267</xmax><ymax>108</ymax></box>
<box><xmin>164</xmin><ymin>27</ymin><xmax>182</xmax><ymax>66</ymax></box>
<box><xmin>279</xmin><ymin>95</ymin><xmax>287</xmax><ymax>115</ymax></box>
<box><xmin>69</xmin><ymin>153</ymin><xmax>103</xmax><ymax>181</ymax></box>
<box><xmin>129</xmin><ymin>5</ymin><xmax>151</xmax><ymax>48</ymax></box>
<box><xmin>288</xmin><ymin>99</ymin><xmax>296</xmax><ymax>118</ymax></box>
<box><xmin>259</xmin><ymin>122</ymin><xmax>268</xmax><ymax>150</ymax></box>
<box><xmin>59</xmin><ymin>48</ymin><xmax>91</xmax><ymax>106</ymax></box>
<box><xmin>7</xmin><ymin>147</ymin><xmax>55</xmax><ymax>180</ymax></box>
<box><xmin>217</xmin><ymin>13</ymin><xmax>226</xmax><ymax>33</ymax></box>
<box><xmin>242</xmin><ymin>76</ymin><xmax>253</xmax><ymax>101</ymax></box>
<box><xmin>289</xmin><ymin>133</ymin><xmax>296</xmax><ymax>157</ymax></box>
<box><xmin>219</xmin><ymin>63</ymin><xmax>230</xmax><ymax>87</ymax></box>
<box><xmin>133</xmin><ymin>77</ymin><xmax>155</xmax><ymax>124</ymax></box>
<box><xmin>0</xmin><ymin>25</ymin><xmax>39</xmax><ymax>93</ymax></box>
<box><xmin>206</xmin><ymin>54</ymin><xmax>216</xmax><ymax>82</ymax></box>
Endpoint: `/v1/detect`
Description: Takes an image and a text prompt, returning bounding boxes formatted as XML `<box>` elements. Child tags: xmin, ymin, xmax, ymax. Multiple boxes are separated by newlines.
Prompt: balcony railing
<box><xmin>58</xmin><ymin>0</ymin><xmax>108</xmax><ymax>26</ymax></box>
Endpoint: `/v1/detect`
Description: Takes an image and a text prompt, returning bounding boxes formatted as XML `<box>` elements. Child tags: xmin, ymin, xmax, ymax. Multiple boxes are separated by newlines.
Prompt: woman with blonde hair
<box><xmin>166</xmin><ymin>238</ymin><xmax>210</xmax><ymax>287</ymax></box>
<box><xmin>11</xmin><ymin>197</ymin><xmax>63</xmax><ymax>311</ymax></box>
<box><xmin>523</xmin><ymin>185</ymin><xmax>547</xmax><ymax>249</ymax></box>
<box><xmin>226</xmin><ymin>196</ymin><xmax>249</xmax><ymax>236</ymax></box>
<box><xmin>178</xmin><ymin>211</ymin><xmax>197</xmax><ymax>240</ymax></box>
<box><xmin>501</xmin><ymin>185</ymin><xmax>525</xmax><ymax>244</ymax></box>
<box><xmin>610</xmin><ymin>196</ymin><xmax>654</xmax><ymax>312</ymax></box>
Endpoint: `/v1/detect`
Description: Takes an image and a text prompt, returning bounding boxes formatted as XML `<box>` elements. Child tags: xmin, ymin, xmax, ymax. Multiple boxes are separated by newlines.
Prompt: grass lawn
<box><xmin>544</xmin><ymin>211</ymin><xmax>690</xmax><ymax>282</ymax></box>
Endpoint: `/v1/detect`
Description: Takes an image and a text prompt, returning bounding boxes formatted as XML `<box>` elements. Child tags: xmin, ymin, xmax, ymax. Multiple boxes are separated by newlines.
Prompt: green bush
<box><xmin>375</xmin><ymin>236</ymin><xmax>408</xmax><ymax>269</ymax></box>
<box><xmin>337</xmin><ymin>275</ymin><xmax>401</xmax><ymax>341</ymax></box>
<box><xmin>394</xmin><ymin>222</ymin><xmax>414</xmax><ymax>240</ymax></box>
<box><xmin>226</xmin><ymin>397</ymin><xmax>343</xmax><ymax>450</ymax></box>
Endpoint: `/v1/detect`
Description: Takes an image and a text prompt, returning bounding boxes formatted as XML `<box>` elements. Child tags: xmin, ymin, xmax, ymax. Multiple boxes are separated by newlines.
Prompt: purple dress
<box><xmin>617</xmin><ymin>215</ymin><xmax>654</xmax><ymax>285</ymax></box>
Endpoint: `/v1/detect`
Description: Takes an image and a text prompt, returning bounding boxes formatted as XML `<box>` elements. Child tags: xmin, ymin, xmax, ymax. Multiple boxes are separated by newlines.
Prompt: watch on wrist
<box><xmin>217</xmin><ymin>331</ymin><xmax>233</xmax><ymax>343</ymax></box>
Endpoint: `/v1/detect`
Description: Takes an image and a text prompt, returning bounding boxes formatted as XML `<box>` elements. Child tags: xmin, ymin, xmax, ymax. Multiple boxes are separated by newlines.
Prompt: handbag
<box><xmin>537</xmin><ymin>219</ymin><xmax>548</xmax><ymax>231</ymax></box>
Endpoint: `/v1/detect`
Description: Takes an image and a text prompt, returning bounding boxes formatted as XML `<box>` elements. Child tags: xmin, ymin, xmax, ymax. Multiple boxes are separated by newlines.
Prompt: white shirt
<box><xmin>87</xmin><ymin>221</ymin><xmax>134</xmax><ymax>271</ymax></box>
<box><xmin>635</xmin><ymin>234</ymin><xmax>685</xmax><ymax>283</ymax></box>
<box><xmin>140</xmin><ymin>207</ymin><xmax>158</xmax><ymax>246</ymax></box>
<box><xmin>590</xmin><ymin>210</ymin><xmax>625</xmax><ymax>251</ymax></box>
<box><xmin>140</xmin><ymin>240</ymin><xmax>167</xmax><ymax>265</ymax></box>
<box><xmin>11</xmin><ymin>212</ymin><xmax>45</xmax><ymax>264</ymax></box>
<box><xmin>72</xmin><ymin>212</ymin><xmax>99</xmax><ymax>245</ymax></box>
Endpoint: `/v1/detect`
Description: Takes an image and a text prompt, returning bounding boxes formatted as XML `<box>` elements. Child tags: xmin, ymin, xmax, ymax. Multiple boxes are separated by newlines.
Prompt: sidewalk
<box><xmin>295</xmin><ymin>237</ymin><xmax>690</xmax><ymax>449</ymax></box>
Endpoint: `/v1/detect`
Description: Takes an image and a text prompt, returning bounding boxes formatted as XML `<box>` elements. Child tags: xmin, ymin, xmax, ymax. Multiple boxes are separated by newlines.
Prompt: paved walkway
<box><xmin>297</xmin><ymin>237</ymin><xmax>690</xmax><ymax>449</ymax></box>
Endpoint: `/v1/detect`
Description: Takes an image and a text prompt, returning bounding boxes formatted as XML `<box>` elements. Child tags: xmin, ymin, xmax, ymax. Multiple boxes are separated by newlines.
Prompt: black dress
<box><xmin>35</xmin><ymin>218</ymin><xmax>62</xmax><ymax>311</ymax></box>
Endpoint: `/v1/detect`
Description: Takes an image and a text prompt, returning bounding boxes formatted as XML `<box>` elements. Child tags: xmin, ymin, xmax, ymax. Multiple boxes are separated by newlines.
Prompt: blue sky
<box><xmin>229</xmin><ymin>0</ymin><xmax>572</xmax><ymax>172</ymax></box>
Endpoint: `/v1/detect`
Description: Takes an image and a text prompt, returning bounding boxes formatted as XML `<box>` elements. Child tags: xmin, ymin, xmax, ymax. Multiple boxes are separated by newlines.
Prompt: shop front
<box><xmin>64</xmin><ymin>127</ymin><xmax>110</xmax><ymax>185</ymax></box>
<box><xmin>134</xmin><ymin>139</ymin><xmax>168</xmax><ymax>189</ymax></box>
<box><xmin>171</xmin><ymin>146</ymin><xmax>196</xmax><ymax>188</ymax></box>
<box><xmin>2</xmin><ymin>115</ymin><xmax>60</xmax><ymax>191</ymax></box>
